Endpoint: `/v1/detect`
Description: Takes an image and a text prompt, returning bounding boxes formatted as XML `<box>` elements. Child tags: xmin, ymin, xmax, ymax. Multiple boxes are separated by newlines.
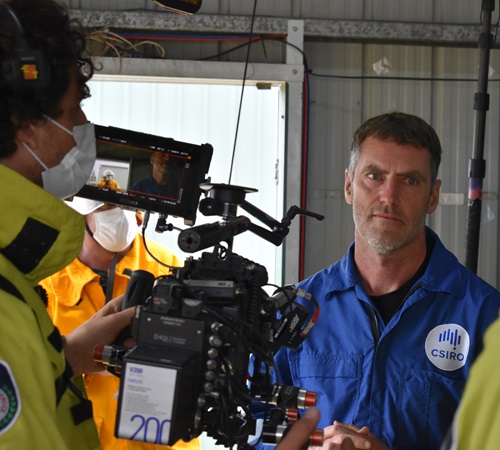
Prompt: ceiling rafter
<box><xmin>71</xmin><ymin>9</ymin><xmax>484</xmax><ymax>48</ymax></box>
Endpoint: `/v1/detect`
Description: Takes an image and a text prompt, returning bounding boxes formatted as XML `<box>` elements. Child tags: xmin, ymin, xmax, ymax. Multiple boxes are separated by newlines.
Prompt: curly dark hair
<box><xmin>0</xmin><ymin>0</ymin><xmax>95</xmax><ymax>156</ymax></box>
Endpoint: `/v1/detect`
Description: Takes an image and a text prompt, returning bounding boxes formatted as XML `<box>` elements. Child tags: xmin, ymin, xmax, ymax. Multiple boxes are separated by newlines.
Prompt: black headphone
<box><xmin>0</xmin><ymin>2</ymin><xmax>50</xmax><ymax>87</ymax></box>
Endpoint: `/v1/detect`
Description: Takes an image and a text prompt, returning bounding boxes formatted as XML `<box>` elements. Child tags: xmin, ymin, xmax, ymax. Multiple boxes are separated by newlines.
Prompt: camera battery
<box><xmin>116</xmin><ymin>346</ymin><xmax>198</xmax><ymax>445</ymax></box>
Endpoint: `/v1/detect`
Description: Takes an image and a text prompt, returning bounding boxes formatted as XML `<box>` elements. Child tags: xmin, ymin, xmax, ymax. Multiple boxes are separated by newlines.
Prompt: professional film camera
<box><xmin>82</xmin><ymin>127</ymin><xmax>324</xmax><ymax>448</ymax></box>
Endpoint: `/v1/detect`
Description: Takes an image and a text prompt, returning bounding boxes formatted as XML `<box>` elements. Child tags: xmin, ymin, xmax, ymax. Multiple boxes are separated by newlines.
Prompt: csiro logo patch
<box><xmin>425</xmin><ymin>324</ymin><xmax>470</xmax><ymax>371</ymax></box>
<box><xmin>0</xmin><ymin>361</ymin><xmax>21</xmax><ymax>435</ymax></box>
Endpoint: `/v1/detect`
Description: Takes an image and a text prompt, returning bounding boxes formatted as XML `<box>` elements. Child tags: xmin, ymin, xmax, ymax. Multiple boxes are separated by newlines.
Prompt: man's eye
<box><xmin>407</xmin><ymin>177</ymin><xmax>417</xmax><ymax>186</ymax></box>
<box><xmin>368</xmin><ymin>173</ymin><xmax>380</xmax><ymax>180</ymax></box>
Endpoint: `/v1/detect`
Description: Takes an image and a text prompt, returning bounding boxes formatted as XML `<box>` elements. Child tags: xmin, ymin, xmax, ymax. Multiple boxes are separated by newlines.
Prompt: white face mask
<box><xmin>23</xmin><ymin>116</ymin><xmax>96</xmax><ymax>199</ymax></box>
<box><xmin>91</xmin><ymin>208</ymin><xmax>138</xmax><ymax>252</ymax></box>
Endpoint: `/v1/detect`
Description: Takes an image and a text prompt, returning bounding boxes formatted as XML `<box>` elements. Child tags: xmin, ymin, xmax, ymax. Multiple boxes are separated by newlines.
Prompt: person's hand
<box><xmin>276</xmin><ymin>407</ymin><xmax>322</xmax><ymax>450</ymax></box>
<box><xmin>63</xmin><ymin>295</ymin><xmax>136</xmax><ymax>377</ymax></box>
<box><xmin>321</xmin><ymin>421</ymin><xmax>392</xmax><ymax>450</ymax></box>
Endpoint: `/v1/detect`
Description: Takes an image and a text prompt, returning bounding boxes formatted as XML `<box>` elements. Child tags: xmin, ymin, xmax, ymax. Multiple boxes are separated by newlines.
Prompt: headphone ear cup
<box><xmin>0</xmin><ymin>3</ymin><xmax>51</xmax><ymax>88</ymax></box>
<box><xmin>2</xmin><ymin>48</ymin><xmax>51</xmax><ymax>87</ymax></box>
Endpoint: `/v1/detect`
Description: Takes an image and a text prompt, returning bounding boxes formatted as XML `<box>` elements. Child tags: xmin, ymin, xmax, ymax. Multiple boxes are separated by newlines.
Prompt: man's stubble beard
<box><xmin>352</xmin><ymin>203</ymin><xmax>427</xmax><ymax>255</ymax></box>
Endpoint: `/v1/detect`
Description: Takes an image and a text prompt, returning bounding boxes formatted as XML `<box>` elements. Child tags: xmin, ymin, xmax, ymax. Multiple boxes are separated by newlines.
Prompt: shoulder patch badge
<box><xmin>0</xmin><ymin>361</ymin><xmax>21</xmax><ymax>435</ymax></box>
<box><xmin>425</xmin><ymin>324</ymin><xmax>470</xmax><ymax>371</ymax></box>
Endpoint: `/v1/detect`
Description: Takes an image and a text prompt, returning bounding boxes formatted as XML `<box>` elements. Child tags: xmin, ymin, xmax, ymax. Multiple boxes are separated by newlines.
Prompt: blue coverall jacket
<box><xmin>272</xmin><ymin>227</ymin><xmax>500</xmax><ymax>450</ymax></box>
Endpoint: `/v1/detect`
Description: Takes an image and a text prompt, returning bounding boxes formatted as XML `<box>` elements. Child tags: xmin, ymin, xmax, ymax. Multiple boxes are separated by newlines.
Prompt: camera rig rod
<box><xmin>178</xmin><ymin>183</ymin><xmax>324</xmax><ymax>253</ymax></box>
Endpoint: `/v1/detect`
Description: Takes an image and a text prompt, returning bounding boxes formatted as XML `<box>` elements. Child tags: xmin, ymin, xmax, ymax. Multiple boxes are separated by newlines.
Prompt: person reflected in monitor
<box><xmin>95</xmin><ymin>169</ymin><xmax>120</xmax><ymax>190</ymax></box>
<box><xmin>130</xmin><ymin>151</ymin><xmax>182</xmax><ymax>198</ymax></box>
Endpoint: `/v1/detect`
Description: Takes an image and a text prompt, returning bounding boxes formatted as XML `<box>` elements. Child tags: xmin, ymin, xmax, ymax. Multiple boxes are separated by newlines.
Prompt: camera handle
<box><xmin>178</xmin><ymin>183</ymin><xmax>324</xmax><ymax>253</ymax></box>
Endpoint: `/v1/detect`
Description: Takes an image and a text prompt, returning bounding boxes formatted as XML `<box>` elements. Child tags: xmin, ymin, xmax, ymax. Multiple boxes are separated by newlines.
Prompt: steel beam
<box><xmin>71</xmin><ymin>9</ymin><xmax>483</xmax><ymax>48</ymax></box>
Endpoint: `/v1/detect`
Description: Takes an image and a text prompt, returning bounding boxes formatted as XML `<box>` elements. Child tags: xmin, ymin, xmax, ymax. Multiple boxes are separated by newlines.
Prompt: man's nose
<box><xmin>379</xmin><ymin>179</ymin><xmax>399</xmax><ymax>205</ymax></box>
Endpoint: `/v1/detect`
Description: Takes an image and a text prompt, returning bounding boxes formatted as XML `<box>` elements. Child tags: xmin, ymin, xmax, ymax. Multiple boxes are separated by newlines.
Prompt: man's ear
<box><xmin>345</xmin><ymin>169</ymin><xmax>353</xmax><ymax>205</ymax></box>
<box><xmin>428</xmin><ymin>179</ymin><xmax>442</xmax><ymax>214</ymax></box>
<box><xmin>135</xmin><ymin>211</ymin><xmax>143</xmax><ymax>227</ymax></box>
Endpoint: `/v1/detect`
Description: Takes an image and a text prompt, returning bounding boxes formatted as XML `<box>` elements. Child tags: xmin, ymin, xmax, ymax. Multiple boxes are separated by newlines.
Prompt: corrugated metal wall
<box><xmin>71</xmin><ymin>0</ymin><xmax>500</xmax><ymax>288</ymax></box>
<box><xmin>304</xmin><ymin>41</ymin><xmax>500</xmax><ymax>289</ymax></box>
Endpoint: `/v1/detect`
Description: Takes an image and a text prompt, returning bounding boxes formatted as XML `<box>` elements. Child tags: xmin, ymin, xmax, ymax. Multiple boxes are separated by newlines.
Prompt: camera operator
<box><xmin>0</xmin><ymin>1</ymin><xmax>134</xmax><ymax>448</ymax></box>
<box><xmin>40</xmin><ymin>198</ymin><xmax>202</xmax><ymax>450</ymax></box>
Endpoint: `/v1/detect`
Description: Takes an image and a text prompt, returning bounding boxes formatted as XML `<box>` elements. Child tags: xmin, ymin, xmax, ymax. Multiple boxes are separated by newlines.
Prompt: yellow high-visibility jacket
<box><xmin>443</xmin><ymin>310</ymin><xmax>500</xmax><ymax>450</ymax></box>
<box><xmin>0</xmin><ymin>164</ymin><xmax>100</xmax><ymax>450</ymax></box>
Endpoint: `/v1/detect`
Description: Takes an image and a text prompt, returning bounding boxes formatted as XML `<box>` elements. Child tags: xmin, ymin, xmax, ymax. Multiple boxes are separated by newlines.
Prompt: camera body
<box><xmin>100</xmin><ymin>247</ymin><xmax>318</xmax><ymax>448</ymax></box>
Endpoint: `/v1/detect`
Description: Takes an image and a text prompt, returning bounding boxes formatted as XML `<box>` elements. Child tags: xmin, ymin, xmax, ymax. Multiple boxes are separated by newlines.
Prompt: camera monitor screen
<box><xmin>76</xmin><ymin>124</ymin><xmax>213</xmax><ymax>225</ymax></box>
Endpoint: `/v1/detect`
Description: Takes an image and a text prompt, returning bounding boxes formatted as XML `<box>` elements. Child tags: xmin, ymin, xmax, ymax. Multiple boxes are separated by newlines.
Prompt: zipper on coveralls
<box><xmin>368</xmin><ymin>308</ymin><xmax>380</xmax><ymax>346</ymax></box>
<box><xmin>395</xmin><ymin>282</ymin><xmax>422</xmax><ymax>318</ymax></box>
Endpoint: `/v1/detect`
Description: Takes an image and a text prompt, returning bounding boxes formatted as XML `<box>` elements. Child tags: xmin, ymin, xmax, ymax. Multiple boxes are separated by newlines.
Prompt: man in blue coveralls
<box><xmin>268</xmin><ymin>112</ymin><xmax>500</xmax><ymax>450</ymax></box>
